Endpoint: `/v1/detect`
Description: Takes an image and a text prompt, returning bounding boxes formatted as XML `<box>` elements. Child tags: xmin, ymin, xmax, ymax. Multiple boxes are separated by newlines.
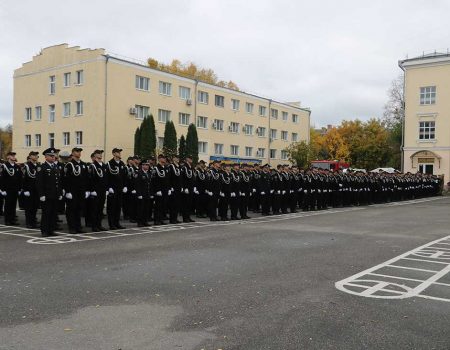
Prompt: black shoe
<box><xmin>109</xmin><ymin>226</ymin><xmax>117</xmax><ymax>230</ymax></box>
<box><xmin>137</xmin><ymin>223</ymin><xmax>146</xmax><ymax>227</ymax></box>
<box><xmin>68</xmin><ymin>229</ymin><xmax>77</xmax><ymax>234</ymax></box>
<box><xmin>221</xmin><ymin>217</ymin><xmax>229</xmax><ymax>221</ymax></box>
<box><xmin>98</xmin><ymin>226</ymin><xmax>108</xmax><ymax>231</ymax></box>
<box><xmin>230</xmin><ymin>217</ymin><xmax>239</xmax><ymax>220</ymax></box>
<box><xmin>116</xmin><ymin>225</ymin><xmax>126</xmax><ymax>229</ymax></box>
<box><xmin>130</xmin><ymin>219</ymin><xmax>137</xmax><ymax>223</ymax></box>
<box><xmin>210</xmin><ymin>217</ymin><xmax>218</xmax><ymax>221</ymax></box>
<box><xmin>243</xmin><ymin>216</ymin><xmax>251</xmax><ymax>219</ymax></box>
<box><xmin>41</xmin><ymin>233</ymin><xmax>51</xmax><ymax>237</ymax></box>
<box><xmin>49</xmin><ymin>232</ymin><xmax>59</xmax><ymax>236</ymax></box>
<box><xmin>56</xmin><ymin>218</ymin><xmax>63</xmax><ymax>223</ymax></box>
<box><xmin>55</xmin><ymin>225</ymin><xmax>62</xmax><ymax>230</ymax></box>
<box><xmin>188</xmin><ymin>218</ymin><xmax>195</xmax><ymax>222</ymax></box>
<box><xmin>76</xmin><ymin>229</ymin><xmax>86</xmax><ymax>234</ymax></box>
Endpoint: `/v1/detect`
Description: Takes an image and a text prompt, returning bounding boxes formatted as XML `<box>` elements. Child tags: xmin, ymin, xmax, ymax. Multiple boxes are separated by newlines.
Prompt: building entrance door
<box><xmin>418</xmin><ymin>163</ymin><xmax>434</xmax><ymax>175</ymax></box>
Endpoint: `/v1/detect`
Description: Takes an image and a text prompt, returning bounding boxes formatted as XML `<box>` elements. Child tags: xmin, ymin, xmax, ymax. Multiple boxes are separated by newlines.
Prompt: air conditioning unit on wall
<box><xmin>186</xmin><ymin>99</ymin><xmax>192</xmax><ymax>105</ymax></box>
<box><xmin>129</xmin><ymin>107</ymin><xmax>137</xmax><ymax>115</ymax></box>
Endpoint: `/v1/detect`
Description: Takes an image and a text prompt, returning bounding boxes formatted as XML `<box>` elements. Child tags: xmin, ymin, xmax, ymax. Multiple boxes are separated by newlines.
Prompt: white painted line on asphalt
<box><xmin>336</xmin><ymin>234</ymin><xmax>450</xmax><ymax>303</ymax></box>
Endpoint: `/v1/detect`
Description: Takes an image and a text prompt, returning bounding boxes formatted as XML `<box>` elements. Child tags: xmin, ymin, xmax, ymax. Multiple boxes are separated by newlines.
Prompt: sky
<box><xmin>1</xmin><ymin>0</ymin><xmax>450</xmax><ymax>128</ymax></box>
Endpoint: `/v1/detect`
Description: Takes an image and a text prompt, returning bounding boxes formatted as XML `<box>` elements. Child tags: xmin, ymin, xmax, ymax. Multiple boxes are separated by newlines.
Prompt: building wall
<box><xmin>401</xmin><ymin>57</ymin><xmax>450</xmax><ymax>182</ymax></box>
<box><xmin>13</xmin><ymin>44</ymin><xmax>310</xmax><ymax>165</ymax></box>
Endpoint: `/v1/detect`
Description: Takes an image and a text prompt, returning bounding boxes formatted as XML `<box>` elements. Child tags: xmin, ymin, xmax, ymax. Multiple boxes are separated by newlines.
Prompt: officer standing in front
<box><xmin>1</xmin><ymin>151</ymin><xmax>22</xmax><ymax>225</ymax></box>
<box><xmin>88</xmin><ymin>150</ymin><xmax>108</xmax><ymax>232</ymax></box>
<box><xmin>22</xmin><ymin>151</ymin><xmax>40</xmax><ymax>228</ymax></box>
<box><xmin>106</xmin><ymin>148</ymin><xmax>127</xmax><ymax>230</ymax></box>
<box><xmin>36</xmin><ymin>148</ymin><xmax>61</xmax><ymax>237</ymax></box>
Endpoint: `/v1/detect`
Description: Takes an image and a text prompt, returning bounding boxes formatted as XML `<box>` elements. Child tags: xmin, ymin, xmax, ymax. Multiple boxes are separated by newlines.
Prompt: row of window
<box><xmin>135</xmin><ymin>75</ymin><xmax>300</xmax><ymax>122</ymax></box>
<box><xmin>197</xmin><ymin>141</ymin><xmax>288</xmax><ymax>159</ymax></box>
<box><xmin>420</xmin><ymin>86</ymin><xmax>436</xmax><ymax>105</ymax></box>
<box><xmin>49</xmin><ymin>70</ymin><xmax>84</xmax><ymax>94</ymax></box>
<box><xmin>419</xmin><ymin>121</ymin><xmax>435</xmax><ymax>140</ymax></box>
<box><xmin>25</xmin><ymin>101</ymin><xmax>84</xmax><ymax>122</ymax></box>
<box><xmin>24</xmin><ymin>131</ymin><xmax>83</xmax><ymax>148</ymax></box>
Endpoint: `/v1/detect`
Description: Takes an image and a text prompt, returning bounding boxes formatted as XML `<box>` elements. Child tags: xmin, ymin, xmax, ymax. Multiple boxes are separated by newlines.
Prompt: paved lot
<box><xmin>1</xmin><ymin>197</ymin><xmax>449</xmax><ymax>350</ymax></box>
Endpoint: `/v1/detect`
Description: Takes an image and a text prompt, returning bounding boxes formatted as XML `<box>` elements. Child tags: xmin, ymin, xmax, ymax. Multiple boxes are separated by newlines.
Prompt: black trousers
<box><xmin>260</xmin><ymin>193</ymin><xmax>271</xmax><ymax>214</ymax></box>
<box><xmin>272</xmin><ymin>192</ymin><xmax>281</xmax><ymax>214</ymax></box>
<box><xmin>154</xmin><ymin>194</ymin><xmax>167</xmax><ymax>223</ymax></box>
<box><xmin>91</xmin><ymin>193</ymin><xmax>106</xmax><ymax>229</ymax></box>
<box><xmin>181</xmin><ymin>192</ymin><xmax>193</xmax><ymax>220</ymax></box>
<box><xmin>230</xmin><ymin>195</ymin><xmax>239</xmax><ymax>218</ymax></box>
<box><xmin>137</xmin><ymin>197</ymin><xmax>150</xmax><ymax>224</ymax></box>
<box><xmin>4</xmin><ymin>191</ymin><xmax>18</xmax><ymax>224</ymax></box>
<box><xmin>41</xmin><ymin>198</ymin><xmax>58</xmax><ymax>236</ymax></box>
<box><xmin>66</xmin><ymin>193</ymin><xmax>84</xmax><ymax>231</ymax></box>
<box><xmin>219</xmin><ymin>195</ymin><xmax>229</xmax><ymax>219</ymax></box>
<box><xmin>208</xmin><ymin>194</ymin><xmax>219</xmax><ymax>219</ymax></box>
<box><xmin>169</xmin><ymin>191</ymin><xmax>180</xmax><ymax>222</ymax></box>
<box><xmin>107</xmin><ymin>192</ymin><xmax>122</xmax><ymax>228</ymax></box>
<box><xmin>24</xmin><ymin>193</ymin><xmax>39</xmax><ymax>226</ymax></box>
<box><xmin>239</xmin><ymin>193</ymin><xmax>249</xmax><ymax>218</ymax></box>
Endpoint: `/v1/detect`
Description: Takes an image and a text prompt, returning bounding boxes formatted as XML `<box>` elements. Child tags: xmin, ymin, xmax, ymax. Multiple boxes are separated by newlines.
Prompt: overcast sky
<box><xmin>1</xmin><ymin>0</ymin><xmax>450</xmax><ymax>127</ymax></box>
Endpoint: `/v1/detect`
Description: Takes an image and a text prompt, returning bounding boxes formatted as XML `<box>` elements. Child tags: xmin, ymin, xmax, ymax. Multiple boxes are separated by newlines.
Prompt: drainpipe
<box><xmin>104</xmin><ymin>55</ymin><xmax>110</xmax><ymax>153</ymax></box>
<box><xmin>399</xmin><ymin>62</ymin><xmax>405</xmax><ymax>173</ymax></box>
<box><xmin>268</xmin><ymin>99</ymin><xmax>272</xmax><ymax>165</ymax></box>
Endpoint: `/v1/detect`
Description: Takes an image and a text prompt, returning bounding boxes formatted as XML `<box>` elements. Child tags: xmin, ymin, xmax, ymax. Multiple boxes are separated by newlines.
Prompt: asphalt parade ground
<box><xmin>1</xmin><ymin>197</ymin><xmax>449</xmax><ymax>350</ymax></box>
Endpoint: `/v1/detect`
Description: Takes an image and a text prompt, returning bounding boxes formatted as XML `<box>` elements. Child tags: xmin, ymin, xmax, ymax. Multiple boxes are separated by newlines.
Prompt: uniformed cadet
<box><xmin>123</xmin><ymin>156</ymin><xmax>138</xmax><ymax>222</ymax></box>
<box><xmin>106</xmin><ymin>148</ymin><xmax>127</xmax><ymax>230</ymax></box>
<box><xmin>219</xmin><ymin>163</ymin><xmax>232</xmax><ymax>221</ymax></box>
<box><xmin>88</xmin><ymin>150</ymin><xmax>108</xmax><ymax>232</ymax></box>
<box><xmin>239</xmin><ymin>164</ymin><xmax>251</xmax><ymax>219</ymax></box>
<box><xmin>194</xmin><ymin>160</ymin><xmax>208</xmax><ymax>218</ymax></box>
<box><xmin>56</xmin><ymin>151</ymin><xmax>69</xmax><ymax>220</ymax></box>
<box><xmin>36</xmin><ymin>148</ymin><xmax>61</xmax><ymax>237</ymax></box>
<box><xmin>229</xmin><ymin>163</ymin><xmax>241</xmax><ymax>220</ymax></box>
<box><xmin>167</xmin><ymin>155</ymin><xmax>182</xmax><ymax>224</ymax></box>
<box><xmin>180</xmin><ymin>155</ymin><xmax>195</xmax><ymax>223</ymax></box>
<box><xmin>1</xmin><ymin>152</ymin><xmax>22</xmax><ymax>225</ymax></box>
<box><xmin>135</xmin><ymin>158</ymin><xmax>152</xmax><ymax>227</ymax></box>
<box><xmin>22</xmin><ymin>151</ymin><xmax>40</xmax><ymax>228</ymax></box>
<box><xmin>258</xmin><ymin>164</ymin><xmax>272</xmax><ymax>215</ymax></box>
<box><xmin>153</xmin><ymin>154</ymin><xmax>170</xmax><ymax>225</ymax></box>
<box><xmin>206</xmin><ymin>160</ymin><xmax>221</xmax><ymax>221</ymax></box>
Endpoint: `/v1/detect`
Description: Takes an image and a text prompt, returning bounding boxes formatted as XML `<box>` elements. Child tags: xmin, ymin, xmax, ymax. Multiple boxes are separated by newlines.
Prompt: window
<box><xmin>259</xmin><ymin>105</ymin><xmax>267</xmax><ymax>117</ymax></box>
<box><xmin>24</xmin><ymin>134</ymin><xmax>31</xmax><ymax>147</ymax></box>
<box><xmin>215</xmin><ymin>95</ymin><xmax>224</xmax><ymax>107</ymax></box>
<box><xmin>198</xmin><ymin>141</ymin><xmax>208</xmax><ymax>154</ymax></box>
<box><xmin>63</xmin><ymin>102</ymin><xmax>71</xmax><ymax>117</ymax></box>
<box><xmin>25</xmin><ymin>107</ymin><xmax>32</xmax><ymax>121</ymax></box>
<box><xmin>281</xmin><ymin>130</ymin><xmax>288</xmax><ymax>141</ymax></box>
<box><xmin>419</xmin><ymin>121</ymin><xmax>435</xmax><ymax>140</ymax></box>
<box><xmin>246</xmin><ymin>102</ymin><xmax>254</xmax><ymax>114</ymax></box>
<box><xmin>75</xmin><ymin>131</ymin><xmax>83</xmax><ymax>145</ymax></box>
<box><xmin>257</xmin><ymin>148</ymin><xmax>265</xmax><ymax>158</ymax></box>
<box><xmin>257</xmin><ymin>126</ymin><xmax>266</xmax><ymax>137</ymax></box>
<box><xmin>230</xmin><ymin>145</ymin><xmax>239</xmax><ymax>156</ymax></box>
<box><xmin>158</xmin><ymin>137</ymin><xmax>164</xmax><ymax>148</ymax></box>
<box><xmin>64</xmin><ymin>72</ymin><xmax>71</xmax><ymax>87</ymax></box>
<box><xmin>75</xmin><ymin>70</ymin><xmax>84</xmax><ymax>85</ymax></box>
<box><xmin>214</xmin><ymin>143</ymin><xmax>224</xmax><ymax>155</ymax></box>
<box><xmin>48</xmin><ymin>133</ymin><xmax>55</xmax><ymax>148</ymax></box>
<box><xmin>49</xmin><ymin>75</ymin><xmax>55</xmax><ymax>94</ymax></box>
<box><xmin>229</xmin><ymin>122</ymin><xmax>239</xmax><ymax>133</ymax></box>
<box><xmin>179</xmin><ymin>86</ymin><xmax>191</xmax><ymax>100</ymax></box>
<box><xmin>35</xmin><ymin>134</ymin><xmax>41</xmax><ymax>147</ymax></box>
<box><xmin>245</xmin><ymin>146</ymin><xmax>253</xmax><ymax>157</ymax></box>
<box><xmin>281</xmin><ymin>150</ymin><xmax>288</xmax><ymax>160</ymax></box>
<box><xmin>159</xmin><ymin>81</ymin><xmax>172</xmax><ymax>96</ymax></box>
<box><xmin>244</xmin><ymin>124</ymin><xmax>253</xmax><ymax>135</ymax></box>
<box><xmin>270</xmin><ymin>129</ymin><xmax>277</xmax><ymax>140</ymax></box>
<box><xmin>420</xmin><ymin>86</ymin><xmax>436</xmax><ymax>105</ymax></box>
<box><xmin>270</xmin><ymin>149</ymin><xmax>277</xmax><ymax>159</ymax></box>
<box><xmin>63</xmin><ymin>132</ymin><xmax>70</xmax><ymax>146</ymax></box>
<box><xmin>282</xmin><ymin>111</ymin><xmax>288</xmax><ymax>121</ymax></box>
<box><xmin>213</xmin><ymin>119</ymin><xmax>224</xmax><ymax>131</ymax></box>
<box><xmin>231</xmin><ymin>99</ymin><xmax>240</xmax><ymax>111</ymax></box>
<box><xmin>35</xmin><ymin>106</ymin><xmax>42</xmax><ymax>120</ymax></box>
<box><xmin>271</xmin><ymin>108</ymin><xmax>278</xmax><ymax>119</ymax></box>
<box><xmin>292</xmin><ymin>114</ymin><xmax>299</xmax><ymax>123</ymax></box>
<box><xmin>48</xmin><ymin>105</ymin><xmax>55</xmax><ymax>123</ymax></box>
<box><xmin>179</xmin><ymin>113</ymin><xmax>190</xmax><ymax>125</ymax></box>
<box><xmin>75</xmin><ymin>100</ymin><xmax>84</xmax><ymax>115</ymax></box>
<box><xmin>197</xmin><ymin>116</ymin><xmax>208</xmax><ymax>129</ymax></box>
<box><xmin>292</xmin><ymin>133</ymin><xmax>298</xmax><ymax>142</ymax></box>
<box><xmin>198</xmin><ymin>90</ymin><xmax>209</xmax><ymax>104</ymax></box>
<box><xmin>135</xmin><ymin>75</ymin><xmax>150</xmax><ymax>91</ymax></box>
<box><xmin>135</xmin><ymin>105</ymin><xmax>149</xmax><ymax>120</ymax></box>
<box><xmin>158</xmin><ymin>109</ymin><xmax>171</xmax><ymax>123</ymax></box>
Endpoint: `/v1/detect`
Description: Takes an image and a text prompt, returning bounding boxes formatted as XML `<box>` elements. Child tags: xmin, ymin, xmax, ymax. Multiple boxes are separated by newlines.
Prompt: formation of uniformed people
<box><xmin>0</xmin><ymin>147</ymin><xmax>443</xmax><ymax>237</ymax></box>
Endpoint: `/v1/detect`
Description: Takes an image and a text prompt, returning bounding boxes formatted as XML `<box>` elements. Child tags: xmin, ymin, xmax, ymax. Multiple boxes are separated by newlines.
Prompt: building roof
<box><xmin>399</xmin><ymin>50</ymin><xmax>450</xmax><ymax>69</ymax></box>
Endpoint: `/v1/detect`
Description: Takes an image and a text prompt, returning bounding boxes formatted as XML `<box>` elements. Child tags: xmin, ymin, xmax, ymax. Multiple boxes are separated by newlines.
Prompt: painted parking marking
<box><xmin>336</xmin><ymin>234</ymin><xmax>450</xmax><ymax>303</ymax></box>
<box><xmin>0</xmin><ymin>196</ymin><xmax>444</xmax><ymax>245</ymax></box>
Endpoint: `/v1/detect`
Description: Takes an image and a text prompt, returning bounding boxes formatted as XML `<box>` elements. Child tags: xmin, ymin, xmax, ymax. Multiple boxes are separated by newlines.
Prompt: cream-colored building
<box><xmin>399</xmin><ymin>53</ymin><xmax>450</xmax><ymax>183</ymax></box>
<box><xmin>13</xmin><ymin>44</ymin><xmax>310</xmax><ymax>165</ymax></box>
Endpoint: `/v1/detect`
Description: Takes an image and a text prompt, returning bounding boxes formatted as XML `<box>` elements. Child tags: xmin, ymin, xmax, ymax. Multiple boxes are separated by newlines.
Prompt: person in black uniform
<box><xmin>36</xmin><ymin>148</ymin><xmax>61</xmax><ymax>237</ymax></box>
<box><xmin>22</xmin><ymin>151</ymin><xmax>40</xmax><ymax>228</ymax></box>
<box><xmin>153</xmin><ymin>154</ymin><xmax>169</xmax><ymax>225</ymax></box>
<box><xmin>135</xmin><ymin>159</ymin><xmax>152</xmax><ymax>227</ymax></box>
<box><xmin>258</xmin><ymin>164</ymin><xmax>272</xmax><ymax>215</ymax></box>
<box><xmin>88</xmin><ymin>150</ymin><xmax>108</xmax><ymax>232</ymax></box>
<box><xmin>180</xmin><ymin>155</ymin><xmax>195</xmax><ymax>223</ymax></box>
<box><xmin>194</xmin><ymin>160</ymin><xmax>208</xmax><ymax>218</ymax></box>
<box><xmin>207</xmin><ymin>160</ymin><xmax>221</xmax><ymax>221</ymax></box>
<box><xmin>167</xmin><ymin>155</ymin><xmax>182</xmax><ymax>224</ymax></box>
<box><xmin>229</xmin><ymin>163</ymin><xmax>241</xmax><ymax>220</ymax></box>
<box><xmin>1</xmin><ymin>151</ymin><xmax>22</xmax><ymax>225</ymax></box>
<box><xmin>239</xmin><ymin>163</ymin><xmax>251</xmax><ymax>219</ymax></box>
<box><xmin>106</xmin><ymin>148</ymin><xmax>127</xmax><ymax>230</ymax></box>
<box><xmin>219</xmin><ymin>163</ymin><xmax>232</xmax><ymax>221</ymax></box>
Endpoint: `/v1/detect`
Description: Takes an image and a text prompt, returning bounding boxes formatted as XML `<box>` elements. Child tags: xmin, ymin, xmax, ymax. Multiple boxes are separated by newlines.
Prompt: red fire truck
<box><xmin>310</xmin><ymin>160</ymin><xmax>350</xmax><ymax>171</ymax></box>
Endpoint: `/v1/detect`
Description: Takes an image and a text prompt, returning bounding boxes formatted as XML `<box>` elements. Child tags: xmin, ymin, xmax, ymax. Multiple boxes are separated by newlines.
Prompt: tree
<box><xmin>163</xmin><ymin>121</ymin><xmax>177</xmax><ymax>158</ymax></box>
<box><xmin>178</xmin><ymin>135</ymin><xmax>186</xmax><ymax>160</ymax></box>
<box><xmin>148</xmin><ymin>114</ymin><xmax>157</xmax><ymax>156</ymax></box>
<box><xmin>185</xmin><ymin>123</ymin><xmax>199</xmax><ymax>164</ymax></box>
<box><xmin>0</xmin><ymin>125</ymin><xmax>12</xmax><ymax>159</ymax></box>
<box><xmin>134</xmin><ymin>127</ymin><xmax>141</xmax><ymax>156</ymax></box>
<box><xmin>285</xmin><ymin>141</ymin><xmax>312</xmax><ymax>168</ymax></box>
<box><xmin>319</xmin><ymin>127</ymin><xmax>350</xmax><ymax>161</ymax></box>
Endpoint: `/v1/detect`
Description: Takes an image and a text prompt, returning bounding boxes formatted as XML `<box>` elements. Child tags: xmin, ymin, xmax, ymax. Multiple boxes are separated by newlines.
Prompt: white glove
<box><xmin>184</xmin><ymin>188</ymin><xmax>189</xmax><ymax>194</ymax></box>
<box><xmin>65</xmin><ymin>193</ymin><xmax>73</xmax><ymax>199</ymax></box>
<box><xmin>304</xmin><ymin>190</ymin><xmax>307</xmax><ymax>193</ymax></box>
<box><xmin>85</xmin><ymin>191</ymin><xmax>90</xmax><ymax>199</ymax></box>
<box><xmin>241</xmin><ymin>192</ymin><xmax>245</xmax><ymax>197</ymax></box>
<box><xmin>58</xmin><ymin>196</ymin><xmax>62</xmax><ymax>200</ymax></box>
<box><xmin>168</xmin><ymin>190</ymin><xmax>172</xmax><ymax>196</ymax></box>
<box><xmin>18</xmin><ymin>191</ymin><xmax>22</xmax><ymax>195</ymax></box>
<box><xmin>205</xmin><ymin>189</ymin><xmax>209</xmax><ymax>194</ymax></box>
<box><xmin>138</xmin><ymin>195</ymin><xmax>143</xmax><ymax>199</ymax></box>
<box><xmin>108</xmin><ymin>188</ymin><xmax>114</xmax><ymax>194</ymax></box>
<box><xmin>230</xmin><ymin>192</ymin><xmax>236</xmax><ymax>197</ymax></box>
<box><xmin>193</xmin><ymin>187</ymin><xmax>197</xmax><ymax>192</ymax></box>
<box><xmin>282</xmin><ymin>190</ymin><xmax>286</xmax><ymax>194</ymax></box>
<box><xmin>122</xmin><ymin>187</ymin><xmax>128</xmax><ymax>193</ymax></box>
<box><xmin>23</xmin><ymin>191</ymin><xmax>30</xmax><ymax>197</ymax></box>
<box><xmin>220</xmin><ymin>192</ymin><xmax>225</xmax><ymax>197</ymax></box>
<box><xmin>106</xmin><ymin>191</ymin><xmax>109</xmax><ymax>196</ymax></box>
<box><xmin>1</xmin><ymin>191</ymin><xmax>6</xmax><ymax>196</ymax></box>
<box><xmin>194</xmin><ymin>189</ymin><xmax>199</xmax><ymax>195</ymax></box>
<box><xmin>277</xmin><ymin>190</ymin><xmax>281</xmax><ymax>194</ymax></box>
<box><xmin>90</xmin><ymin>191</ymin><xmax>97</xmax><ymax>197</ymax></box>
<box><xmin>131</xmin><ymin>190</ymin><xmax>136</xmax><ymax>194</ymax></box>
<box><xmin>150</xmin><ymin>196</ymin><xmax>154</xmax><ymax>199</ymax></box>
<box><xmin>270</xmin><ymin>190</ymin><xmax>274</xmax><ymax>194</ymax></box>
<box><xmin>156</xmin><ymin>191</ymin><xmax>162</xmax><ymax>197</ymax></box>
<box><xmin>62</xmin><ymin>189</ymin><xmax>66</xmax><ymax>196</ymax></box>
<box><xmin>40</xmin><ymin>196</ymin><xmax>46</xmax><ymax>202</ymax></box>
<box><xmin>318</xmin><ymin>189</ymin><xmax>321</xmax><ymax>193</ymax></box>
<box><xmin>170</xmin><ymin>188</ymin><xmax>174</xmax><ymax>192</ymax></box>
<box><xmin>261</xmin><ymin>192</ymin><xmax>265</xmax><ymax>195</ymax></box>
<box><xmin>339</xmin><ymin>184</ymin><xmax>343</xmax><ymax>188</ymax></box>
<box><xmin>208</xmin><ymin>191</ymin><xmax>213</xmax><ymax>197</ymax></box>
<box><xmin>253</xmin><ymin>189</ymin><xmax>256</xmax><ymax>193</ymax></box>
